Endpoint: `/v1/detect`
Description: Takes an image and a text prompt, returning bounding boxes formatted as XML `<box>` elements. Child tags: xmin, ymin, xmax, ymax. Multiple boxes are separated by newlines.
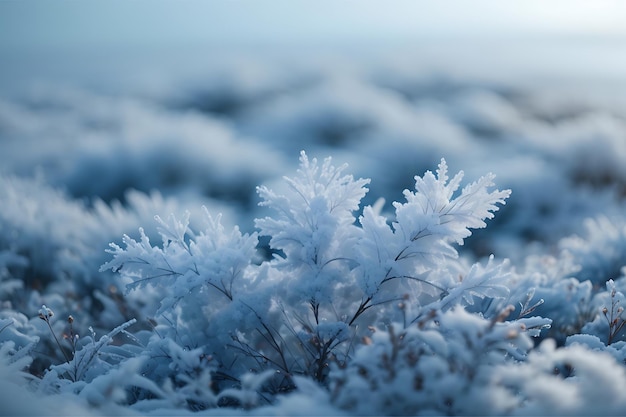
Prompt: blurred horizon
<box><xmin>2</xmin><ymin>1</ymin><xmax>626</xmax><ymax>93</ymax></box>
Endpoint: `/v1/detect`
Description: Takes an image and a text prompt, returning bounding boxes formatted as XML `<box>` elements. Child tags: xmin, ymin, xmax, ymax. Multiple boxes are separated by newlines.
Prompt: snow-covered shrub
<box><xmin>559</xmin><ymin>216</ymin><xmax>626</xmax><ymax>286</ymax></box>
<box><xmin>579</xmin><ymin>275</ymin><xmax>626</xmax><ymax>345</ymax></box>
<box><xmin>505</xmin><ymin>216</ymin><xmax>626</xmax><ymax>346</ymax></box>
<box><xmin>0</xmin><ymin>175</ymin><xmax>96</xmax><ymax>292</ymax></box>
<box><xmin>38</xmin><ymin>316</ymin><xmax>138</xmax><ymax>390</ymax></box>
<box><xmin>99</xmin><ymin>151</ymin><xmax>517</xmax><ymax>410</ymax></box>
<box><xmin>329</xmin><ymin>308</ymin><xmax>541</xmax><ymax>416</ymax></box>
<box><xmin>507</xmin><ymin>253</ymin><xmax>594</xmax><ymax>345</ymax></box>
<box><xmin>495</xmin><ymin>339</ymin><xmax>626</xmax><ymax>416</ymax></box>
<box><xmin>330</xmin><ymin>308</ymin><xmax>626</xmax><ymax>416</ymax></box>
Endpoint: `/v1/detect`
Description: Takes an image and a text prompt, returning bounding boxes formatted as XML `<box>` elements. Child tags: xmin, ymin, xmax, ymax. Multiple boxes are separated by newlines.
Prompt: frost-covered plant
<box><xmin>251</xmin><ymin>153</ymin><xmax>511</xmax><ymax>384</ymax></box>
<box><xmin>559</xmin><ymin>216</ymin><xmax>626</xmax><ymax>286</ymax></box>
<box><xmin>39</xmin><ymin>317</ymin><xmax>137</xmax><ymax>389</ymax></box>
<box><xmin>100</xmin><ymin>207</ymin><xmax>260</xmax><ymax>361</ymax></box>
<box><xmin>0</xmin><ymin>338</ymin><xmax>41</xmax><ymax>416</ymax></box>
<box><xmin>101</xmin><ymin>151</ymin><xmax>515</xmax><ymax>409</ymax></box>
<box><xmin>0</xmin><ymin>339</ymin><xmax>36</xmax><ymax>386</ymax></box>
<box><xmin>0</xmin><ymin>175</ymin><xmax>96</xmax><ymax>291</ymax></box>
<box><xmin>578</xmin><ymin>274</ymin><xmax>626</xmax><ymax>345</ymax></box>
<box><xmin>494</xmin><ymin>339</ymin><xmax>626</xmax><ymax>415</ymax></box>
<box><xmin>0</xmin><ymin>173</ymin><xmax>239</xmax><ymax>379</ymax></box>
<box><xmin>38</xmin><ymin>305</ymin><xmax>72</xmax><ymax>364</ymax></box>
<box><xmin>353</xmin><ymin>157</ymin><xmax>510</xmax><ymax>313</ymax></box>
<box><xmin>599</xmin><ymin>279</ymin><xmax>626</xmax><ymax>344</ymax></box>
<box><xmin>329</xmin><ymin>306</ymin><xmax>625</xmax><ymax>416</ymax></box>
<box><xmin>329</xmin><ymin>308</ymin><xmax>544</xmax><ymax>416</ymax></box>
<box><xmin>33</xmin><ymin>303</ymin><xmax>141</xmax><ymax>404</ymax></box>
<box><xmin>0</xmin><ymin>312</ymin><xmax>39</xmax><ymax>350</ymax></box>
<box><xmin>504</xmin><ymin>251</ymin><xmax>593</xmax><ymax>345</ymax></box>
<box><xmin>506</xmin><ymin>217</ymin><xmax>626</xmax><ymax>346</ymax></box>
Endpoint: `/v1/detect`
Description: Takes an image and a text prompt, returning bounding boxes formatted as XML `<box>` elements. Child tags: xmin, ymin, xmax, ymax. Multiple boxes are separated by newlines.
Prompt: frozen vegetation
<box><xmin>2</xmin><ymin>28</ymin><xmax>626</xmax><ymax>416</ymax></box>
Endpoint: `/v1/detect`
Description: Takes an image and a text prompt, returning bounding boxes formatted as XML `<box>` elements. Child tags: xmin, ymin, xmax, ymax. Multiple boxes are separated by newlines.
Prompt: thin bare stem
<box><xmin>44</xmin><ymin>318</ymin><xmax>71</xmax><ymax>364</ymax></box>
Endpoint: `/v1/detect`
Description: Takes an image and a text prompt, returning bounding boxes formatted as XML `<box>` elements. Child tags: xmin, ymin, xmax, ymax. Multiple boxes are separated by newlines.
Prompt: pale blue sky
<box><xmin>2</xmin><ymin>0</ymin><xmax>626</xmax><ymax>51</ymax></box>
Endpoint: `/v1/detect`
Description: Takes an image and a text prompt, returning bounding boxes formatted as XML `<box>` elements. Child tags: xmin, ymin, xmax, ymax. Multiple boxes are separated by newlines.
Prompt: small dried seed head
<box><xmin>68</xmin><ymin>315</ymin><xmax>74</xmax><ymax>324</ymax></box>
<box><xmin>38</xmin><ymin>305</ymin><xmax>53</xmax><ymax>320</ymax></box>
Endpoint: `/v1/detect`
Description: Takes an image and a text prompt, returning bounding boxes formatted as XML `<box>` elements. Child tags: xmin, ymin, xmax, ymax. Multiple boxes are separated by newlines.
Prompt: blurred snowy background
<box><xmin>2</xmin><ymin>0</ymin><xmax>626</xmax><ymax>261</ymax></box>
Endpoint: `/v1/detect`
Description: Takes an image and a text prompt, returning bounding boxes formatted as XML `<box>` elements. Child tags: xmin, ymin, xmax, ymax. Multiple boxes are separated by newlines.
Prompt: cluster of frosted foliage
<box><xmin>578</xmin><ymin>276</ymin><xmax>626</xmax><ymax>347</ymax></box>
<box><xmin>499</xmin><ymin>215</ymin><xmax>626</xmax><ymax>347</ymax></box>
<box><xmin>330</xmin><ymin>305</ymin><xmax>626</xmax><ymax>416</ymax></box>
<box><xmin>559</xmin><ymin>216</ymin><xmax>626</xmax><ymax>285</ymax></box>
<box><xmin>331</xmin><ymin>308</ymin><xmax>547</xmax><ymax>416</ymax></box>
<box><xmin>96</xmin><ymin>151</ymin><xmax>532</xmax><ymax>411</ymax></box>
<box><xmin>505</xmin><ymin>253</ymin><xmax>594</xmax><ymax>344</ymax></box>
<box><xmin>256</xmin><ymin>152</ymin><xmax>370</xmax><ymax>306</ymax></box>
<box><xmin>0</xmin><ymin>175</ymin><xmax>97</xmax><ymax>290</ymax></box>
<box><xmin>495</xmin><ymin>339</ymin><xmax>626</xmax><ymax>416</ymax></box>
<box><xmin>0</xmin><ymin>174</ymin><xmax>237</xmax><ymax>374</ymax></box>
<box><xmin>6</xmin><ymin>151</ymin><xmax>626</xmax><ymax>415</ymax></box>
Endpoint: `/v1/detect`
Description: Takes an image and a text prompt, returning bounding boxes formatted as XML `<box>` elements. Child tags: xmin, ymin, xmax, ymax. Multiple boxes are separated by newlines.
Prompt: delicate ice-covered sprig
<box><xmin>354</xmin><ymin>159</ymin><xmax>511</xmax><ymax>320</ymax></box>
<box><xmin>602</xmin><ymin>279</ymin><xmax>626</xmax><ymax>345</ymax></box>
<box><xmin>255</xmin><ymin>151</ymin><xmax>369</xmax><ymax>308</ymax></box>
<box><xmin>100</xmin><ymin>206</ymin><xmax>258</xmax><ymax>310</ymax></box>
<box><xmin>256</xmin><ymin>151</ymin><xmax>369</xmax><ymax>267</ymax></box>
<box><xmin>38</xmin><ymin>305</ymin><xmax>71</xmax><ymax>364</ymax></box>
<box><xmin>429</xmin><ymin>255</ymin><xmax>512</xmax><ymax>312</ymax></box>
<box><xmin>392</xmin><ymin>158</ymin><xmax>510</xmax><ymax>261</ymax></box>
